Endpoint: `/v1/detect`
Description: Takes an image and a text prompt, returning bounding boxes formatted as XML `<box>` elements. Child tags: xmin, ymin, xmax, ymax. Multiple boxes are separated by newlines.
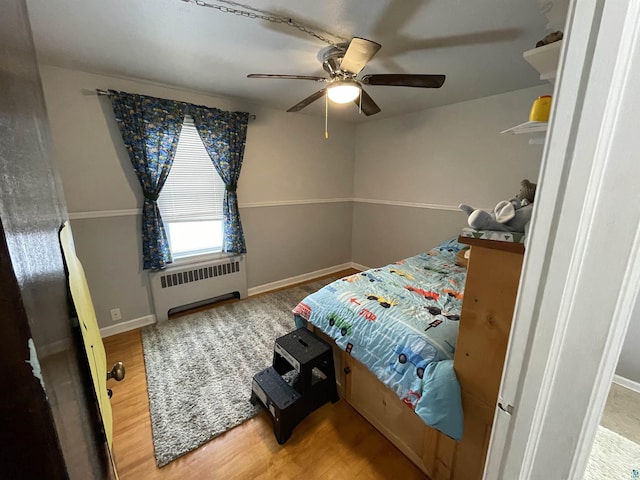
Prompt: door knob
<box><xmin>107</xmin><ymin>361</ymin><xmax>125</xmax><ymax>381</ymax></box>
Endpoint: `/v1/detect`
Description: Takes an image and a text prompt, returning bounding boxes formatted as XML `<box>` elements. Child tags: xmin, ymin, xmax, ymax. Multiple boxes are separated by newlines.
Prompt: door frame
<box><xmin>484</xmin><ymin>0</ymin><xmax>640</xmax><ymax>478</ymax></box>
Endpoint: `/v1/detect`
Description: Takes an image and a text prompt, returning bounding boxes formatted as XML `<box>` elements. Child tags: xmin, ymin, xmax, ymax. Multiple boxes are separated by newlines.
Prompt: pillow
<box><xmin>455</xmin><ymin>247</ymin><xmax>471</xmax><ymax>268</ymax></box>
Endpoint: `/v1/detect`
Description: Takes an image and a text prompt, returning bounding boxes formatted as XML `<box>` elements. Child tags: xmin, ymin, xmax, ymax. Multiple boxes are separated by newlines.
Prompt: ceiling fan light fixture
<box><xmin>327</xmin><ymin>80</ymin><xmax>361</xmax><ymax>104</ymax></box>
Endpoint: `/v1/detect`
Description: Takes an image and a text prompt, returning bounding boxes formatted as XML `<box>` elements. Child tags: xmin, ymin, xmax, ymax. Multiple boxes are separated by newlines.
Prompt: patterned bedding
<box><xmin>293</xmin><ymin>239</ymin><xmax>468</xmax><ymax>440</ymax></box>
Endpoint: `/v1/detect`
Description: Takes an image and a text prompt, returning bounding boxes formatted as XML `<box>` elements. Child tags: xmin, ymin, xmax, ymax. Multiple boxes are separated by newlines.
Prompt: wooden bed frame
<box><xmin>308</xmin><ymin>237</ymin><xmax>525</xmax><ymax>480</ymax></box>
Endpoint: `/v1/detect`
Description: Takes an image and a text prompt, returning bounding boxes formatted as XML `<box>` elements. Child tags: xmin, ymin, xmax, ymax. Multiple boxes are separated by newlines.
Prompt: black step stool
<box><xmin>250</xmin><ymin>328</ymin><xmax>339</xmax><ymax>444</ymax></box>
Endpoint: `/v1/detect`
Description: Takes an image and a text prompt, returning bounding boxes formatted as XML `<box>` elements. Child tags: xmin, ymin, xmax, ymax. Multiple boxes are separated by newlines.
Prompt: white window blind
<box><xmin>157</xmin><ymin>115</ymin><xmax>225</xmax><ymax>223</ymax></box>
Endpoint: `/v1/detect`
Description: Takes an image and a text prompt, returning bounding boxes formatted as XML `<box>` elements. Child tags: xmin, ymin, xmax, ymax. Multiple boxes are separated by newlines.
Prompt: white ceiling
<box><xmin>26</xmin><ymin>0</ymin><xmax>550</xmax><ymax>122</ymax></box>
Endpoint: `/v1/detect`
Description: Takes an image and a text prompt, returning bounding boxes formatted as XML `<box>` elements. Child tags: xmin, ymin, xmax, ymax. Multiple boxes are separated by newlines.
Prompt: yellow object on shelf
<box><xmin>529</xmin><ymin>95</ymin><xmax>552</xmax><ymax>122</ymax></box>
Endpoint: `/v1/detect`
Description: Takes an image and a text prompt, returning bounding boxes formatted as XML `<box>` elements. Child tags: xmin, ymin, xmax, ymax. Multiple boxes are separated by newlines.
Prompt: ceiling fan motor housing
<box><xmin>319</xmin><ymin>43</ymin><xmax>350</xmax><ymax>77</ymax></box>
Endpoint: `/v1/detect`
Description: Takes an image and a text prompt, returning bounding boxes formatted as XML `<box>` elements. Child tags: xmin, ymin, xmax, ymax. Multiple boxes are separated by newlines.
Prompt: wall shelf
<box><xmin>500</xmin><ymin>121</ymin><xmax>548</xmax><ymax>135</ymax></box>
<box><xmin>502</xmin><ymin>5</ymin><xmax>565</xmax><ymax>144</ymax></box>
<box><xmin>501</xmin><ymin>121</ymin><xmax>548</xmax><ymax>145</ymax></box>
<box><xmin>523</xmin><ymin>40</ymin><xmax>563</xmax><ymax>82</ymax></box>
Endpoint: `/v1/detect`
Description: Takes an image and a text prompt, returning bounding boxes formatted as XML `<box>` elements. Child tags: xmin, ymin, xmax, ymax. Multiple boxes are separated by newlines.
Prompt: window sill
<box><xmin>168</xmin><ymin>251</ymin><xmax>237</xmax><ymax>269</ymax></box>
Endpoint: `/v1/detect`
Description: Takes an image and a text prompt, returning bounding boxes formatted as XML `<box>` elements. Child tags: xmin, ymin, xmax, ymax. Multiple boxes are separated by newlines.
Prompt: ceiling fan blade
<box><xmin>361</xmin><ymin>74</ymin><xmax>445</xmax><ymax>88</ymax></box>
<box><xmin>287</xmin><ymin>89</ymin><xmax>327</xmax><ymax>113</ymax></box>
<box><xmin>354</xmin><ymin>88</ymin><xmax>381</xmax><ymax>116</ymax></box>
<box><xmin>385</xmin><ymin>29</ymin><xmax>521</xmax><ymax>56</ymax></box>
<box><xmin>340</xmin><ymin>38</ymin><xmax>382</xmax><ymax>75</ymax></box>
<box><xmin>248</xmin><ymin>74</ymin><xmax>327</xmax><ymax>82</ymax></box>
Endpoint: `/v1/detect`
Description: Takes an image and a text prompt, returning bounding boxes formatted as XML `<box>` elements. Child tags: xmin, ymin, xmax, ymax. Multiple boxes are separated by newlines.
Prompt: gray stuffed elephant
<box><xmin>459</xmin><ymin>180</ymin><xmax>537</xmax><ymax>233</ymax></box>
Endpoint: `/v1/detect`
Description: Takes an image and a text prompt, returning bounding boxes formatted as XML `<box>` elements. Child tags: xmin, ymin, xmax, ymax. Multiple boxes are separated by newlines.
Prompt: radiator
<box><xmin>149</xmin><ymin>255</ymin><xmax>247</xmax><ymax>321</ymax></box>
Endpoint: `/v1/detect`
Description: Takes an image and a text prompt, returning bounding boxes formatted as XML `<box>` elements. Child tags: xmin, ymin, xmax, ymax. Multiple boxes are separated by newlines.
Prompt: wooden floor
<box><xmin>103</xmin><ymin>272</ymin><xmax>427</xmax><ymax>479</ymax></box>
<box><xmin>601</xmin><ymin>382</ymin><xmax>640</xmax><ymax>444</ymax></box>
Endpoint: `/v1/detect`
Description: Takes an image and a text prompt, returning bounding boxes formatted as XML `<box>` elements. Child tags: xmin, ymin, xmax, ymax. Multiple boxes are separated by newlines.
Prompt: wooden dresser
<box><xmin>449</xmin><ymin>236</ymin><xmax>525</xmax><ymax>479</ymax></box>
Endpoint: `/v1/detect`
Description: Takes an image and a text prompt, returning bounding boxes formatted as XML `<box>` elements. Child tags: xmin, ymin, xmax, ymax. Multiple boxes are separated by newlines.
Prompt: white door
<box><xmin>484</xmin><ymin>0</ymin><xmax>640</xmax><ymax>478</ymax></box>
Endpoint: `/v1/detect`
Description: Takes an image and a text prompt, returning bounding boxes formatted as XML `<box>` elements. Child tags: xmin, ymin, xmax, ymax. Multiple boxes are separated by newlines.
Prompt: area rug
<box><xmin>141</xmin><ymin>278</ymin><xmax>335</xmax><ymax>467</ymax></box>
<box><xmin>584</xmin><ymin>426</ymin><xmax>640</xmax><ymax>479</ymax></box>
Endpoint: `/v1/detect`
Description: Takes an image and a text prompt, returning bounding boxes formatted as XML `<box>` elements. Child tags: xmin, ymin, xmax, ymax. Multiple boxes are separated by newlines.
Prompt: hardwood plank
<box><xmin>104</xmin><ymin>270</ymin><xmax>426</xmax><ymax>479</ymax></box>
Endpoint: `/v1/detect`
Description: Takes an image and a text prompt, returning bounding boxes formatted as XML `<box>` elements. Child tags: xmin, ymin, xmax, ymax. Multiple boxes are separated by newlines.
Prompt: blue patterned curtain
<box><xmin>191</xmin><ymin>106</ymin><xmax>249</xmax><ymax>254</ymax></box>
<box><xmin>109</xmin><ymin>90</ymin><xmax>185</xmax><ymax>270</ymax></box>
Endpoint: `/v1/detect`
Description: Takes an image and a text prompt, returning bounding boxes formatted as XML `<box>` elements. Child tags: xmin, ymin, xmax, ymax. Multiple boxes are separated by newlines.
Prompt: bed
<box><xmin>293</xmin><ymin>235</ymin><xmax>525</xmax><ymax>480</ymax></box>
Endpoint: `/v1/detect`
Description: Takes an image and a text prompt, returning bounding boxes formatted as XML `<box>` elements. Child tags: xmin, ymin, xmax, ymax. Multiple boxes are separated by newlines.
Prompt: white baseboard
<box><xmin>613</xmin><ymin>374</ymin><xmax>640</xmax><ymax>394</ymax></box>
<box><xmin>97</xmin><ymin>264</ymin><xmax>371</xmax><ymax>336</ymax></box>
<box><xmin>248</xmin><ymin>262</ymin><xmax>369</xmax><ymax>296</ymax></box>
<box><xmin>350</xmin><ymin>262</ymin><xmax>370</xmax><ymax>272</ymax></box>
<box><xmin>100</xmin><ymin>314</ymin><xmax>156</xmax><ymax>338</ymax></box>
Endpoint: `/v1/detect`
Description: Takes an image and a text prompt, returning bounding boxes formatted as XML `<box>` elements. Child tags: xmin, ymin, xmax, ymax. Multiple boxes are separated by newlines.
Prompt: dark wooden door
<box><xmin>0</xmin><ymin>1</ymin><xmax>116</xmax><ymax>478</ymax></box>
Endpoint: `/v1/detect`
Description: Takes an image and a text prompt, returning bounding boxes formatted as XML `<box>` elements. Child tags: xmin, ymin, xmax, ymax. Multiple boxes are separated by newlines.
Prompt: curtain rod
<box><xmin>95</xmin><ymin>89</ymin><xmax>256</xmax><ymax>120</ymax></box>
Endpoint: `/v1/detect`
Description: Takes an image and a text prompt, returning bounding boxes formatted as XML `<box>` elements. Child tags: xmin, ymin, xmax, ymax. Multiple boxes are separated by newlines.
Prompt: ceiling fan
<box><xmin>247</xmin><ymin>37</ymin><xmax>445</xmax><ymax>116</ymax></box>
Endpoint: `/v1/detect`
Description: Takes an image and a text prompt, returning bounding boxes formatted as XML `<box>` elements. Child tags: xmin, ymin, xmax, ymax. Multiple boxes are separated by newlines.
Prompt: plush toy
<box><xmin>459</xmin><ymin>180</ymin><xmax>537</xmax><ymax>233</ymax></box>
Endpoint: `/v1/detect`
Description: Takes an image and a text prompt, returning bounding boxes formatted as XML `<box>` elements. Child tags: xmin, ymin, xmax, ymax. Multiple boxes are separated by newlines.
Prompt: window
<box><xmin>157</xmin><ymin>115</ymin><xmax>225</xmax><ymax>259</ymax></box>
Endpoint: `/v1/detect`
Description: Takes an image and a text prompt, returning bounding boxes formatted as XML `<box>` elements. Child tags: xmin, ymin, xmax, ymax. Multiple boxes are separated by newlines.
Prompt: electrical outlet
<box><xmin>110</xmin><ymin>308</ymin><xmax>122</xmax><ymax>322</ymax></box>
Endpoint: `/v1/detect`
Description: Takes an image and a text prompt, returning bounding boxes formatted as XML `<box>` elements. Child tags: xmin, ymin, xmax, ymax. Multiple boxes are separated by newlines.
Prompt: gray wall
<box><xmin>70</xmin><ymin>202</ymin><xmax>354</xmax><ymax>328</ymax></box>
<box><xmin>40</xmin><ymin>65</ymin><xmax>356</xmax><ymax>328</ymax></box>
<box><xmin>352</xmin><ymin>85</ymin><xmax>552</xmax><ymax>267</ymax></box>
<box><xmin>617</xmin><ymin>305</ymin><xmax>640</xmax><ymax>383</ymax></box>
<box><xmin>352</xmin><ymin>203</ymin><xmax>464</xmax><ymax>268</ymax></box>
<box><xmin>70</xmin><ymin>215</ymin><xmax>153</xmax><ymax>327</ymax></box>
<box><xmin>243</xmin><ymin>202</ymin><xmax>353</xmax><ymax>287</ymax></box>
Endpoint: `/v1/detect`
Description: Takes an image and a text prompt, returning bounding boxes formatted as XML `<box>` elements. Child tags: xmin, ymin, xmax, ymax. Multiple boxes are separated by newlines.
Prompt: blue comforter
<box><xmin>293</xmin><ymin>239</ymin><xmax>467</xmax><ymax>440</ymax></box>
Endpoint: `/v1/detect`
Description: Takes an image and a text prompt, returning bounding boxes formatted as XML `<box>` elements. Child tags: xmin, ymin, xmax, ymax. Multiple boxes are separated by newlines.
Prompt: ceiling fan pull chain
<box><xmin>182</xmin><ymin>0</ymin><xmax>348</xmax><ymax>46</ymax></box>
<box><xmin>359</xmin><ymin>89</ymin><xmax>362</xmax><ymax>114</ymax></box>
<box><xmin>325</xmin><ymin>93</ymin><xmax>329</xmax><ymax>139</ymax></box>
